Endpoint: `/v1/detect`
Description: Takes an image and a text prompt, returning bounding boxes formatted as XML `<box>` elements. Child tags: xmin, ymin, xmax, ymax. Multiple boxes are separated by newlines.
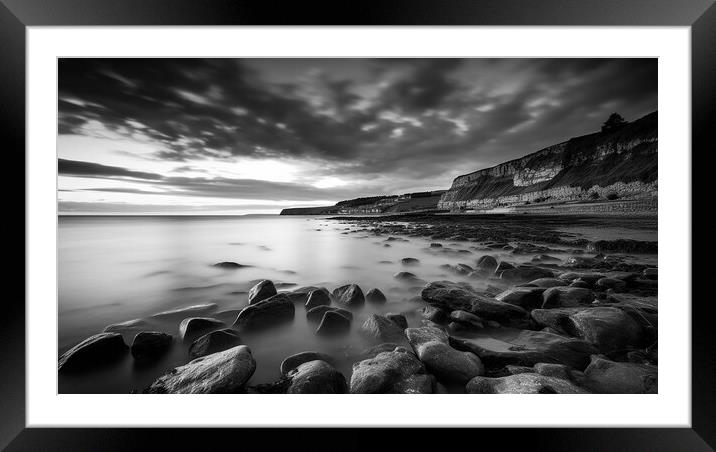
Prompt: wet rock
<box><xmin>179</xmin><ymin>317</ymin><xmax>224</xmax><ymax>342</ymax></box>
<box><xmin>360</xmin><ymin>343</ymin><xmax>409</xmax><ymax>360</ymax></box>
<box><xmin>131</xmin><ymin>331</ymin><xmax>173</xmax><ymax>360</ymax></box>
<box><xmin>495</xmin><ymin>261</ymin><xmax>516</xmax><ymax>272</ymax></box>
<box><xmin>233</xmin><ymin>293</ymin><xmax>295</xmax><ymax>330</ymax></box>
<box><xmin>145</xmin><ymin>345</ymin><xmax>255</xmax><ymax>394</ymax></box>
<box><xmin>448</xmin><ymin>310</ymin><xmax>484</xmax><ymax>329</ymax></box>
<box><xmin>583</xmin><ymin>356</ymin><xmax>657</xmax><ymax>393</ymax></box>
<box><xmin>316</xmin><ymin>310</ymin><xmax>351</xmax><ymax>335</ymax></box>
<box><xmin>58</xmin><ymin>333</ymin><xmax>128</xmax><ymax>372</ymax></box>
<box><xmin>500</xmin><ymin>265</ymin><xmax>555</xmax><ymax>282</ymax></box>
<box><xmin>104</xmin><ymin>318</ymin><xmax>152</xmax><ymax>335</ymax></box>
<box><xmin>305</xmin><ymin>288</ymin><xmax>331</xmax><ymax>310</ymax></box>
<box><xmin>393</xmin><ymin>271</ymin><xmax>421</xmax><ymax>281</ymax></box>
<box><xmin>642</xmin><ymin>268</ymin><xmax>658</xmax><ymax>280</ymax></box>
<box><xmin>450</xmin><ymin>328</ymin><xmax>597</xmax><ymax>370</ymax></box>
<box><xmin>422</xmin><ymin>306</ymin><xmax>447</xmax><ymax>323</ymax></box>
<box><xmin>406</xmin><ymin>326</ymin><xmax>484</xmax><ymax>384</ymax></box>
<box><xmin>365</xmin><ymin>288</ymin><xmax>387</xmax><ymax>304</ymax></box>
<box><xmin>495</xmin><ymin>287</ymin><xmax>546</xmax><ymax>310</ymax></box>
<box><xmin>595</xmin><ymin>277</ymin><xmax>627</xmax><ymax>293</ymax></box>
<box><xmin>440</xmin><ymin>263</ymin><xmax>473</xmax><ymax>275</ymax></box>
<box><xmin>350</xmin><ymin>350</ymin><xmax>429</xmax><ymax>393</ymax></box>
<box><xmin>285</xmin><ymin>286</ymin><xmax>323</xmax><ymax>304</ymax></box>
<box><xmin>360</xmin><ymin>314</ymin><xmax>405</xmax><ymax>342</ymax></box>
<box><xmin>421</xmin><ymin>281</ymin><xmax>529</xmax><ymax>324</ymax></box>
<box><xmin>333</xmin><ymin>284</ymin><xmax>365</xmax><ymax>308</ymax></box>
<box><xmin>563</xmin><ymin>256</ymin><xmax>599</xmax><ymax>268</ymax></box>
<box><xmin>429</xmin><ymin>243</ymin><xmax>443</xmax><ymax>248</ymax></box>
<box><xmin>569</xmin><ymin>280</ymin><xmax>591</xmax><ymax>289</ymax></box>
<box><xmin>466</xmin><ymin>373</ymin><xmax>588</xmax><ymax>394</ymax></box>
<box><xmin>306</xmin><ymin>305</ymin><xmax>353</xmax><ymax>322</ymax></box>
<box><xmin>212</xmin><ymin>261</ymin><xmax>250</xmax><ymax>269</ymax></box>
<box><xmin>534</xmin><ymin>362</ymin><xmax>572</xmax><ymax>381</ymax></box>
<box><xmin>401</xmin><ymin>257</ymin><xmax>420</xmax><ymax>266</ymax></box>
<box><xmin>527</xmin><ymin>278</ymin><xmax>568</xmax><ymax>288</ymax></box>
<box><xmin>558</xmin><ymin>272</ymin><xmax>605</xmax><ymax>285</ymax></box>
<box><xmin>248</xmin><ymin>280</ymin><xmax>278</xmax><ymax>305</ymax></box>
<box><xmin>386</xmin><ymin>313</ymin><xmax>408</xmax><ymax>329</ymax></box>
<box><xmin>188</xmin><ymin>329</ymin><xmax>242</xmax><ymax>359</ymax></box>
<box><xmin>475</xmin><ymin>255</ymin><xmax>499</xmax><ymax>274</ymax></box>
<box><xmin>542</xmin><ymin>287</ymin><xmax>595</xmax><ymax>308</ymax></box>
<box><xmin>532</xmin><ymin>255</ymin><xmax>562</xmax><ymax>264</ymax></box>
<box><xmin>151</xmin><ymin>303</ymin><xmax>218</xmax><ymax>321</ymax></box>
<box><xmin>392</xmin><ymin>374</ymin><xmax>436</xmax><ymax>394</ymax></box>
<box><xmin>280</xmin><ymin>351</ymin><xmax>335</xmax><ymax>376</ymax></box>
<box><xmin>286</xmin><ymin>360</ymin><xmax>348</xmax><ymax>394</ymax></box>
<box><xmin>588</xmin><ymin>239</ymin><xmax>657</xmax><ymax>254</ymax></box>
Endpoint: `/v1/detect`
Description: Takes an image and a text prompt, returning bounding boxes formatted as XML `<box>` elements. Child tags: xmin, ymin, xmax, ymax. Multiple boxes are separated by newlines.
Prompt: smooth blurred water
<box><xmin>58</xmin><ymin>214</ymin><xmax>656</xmax><ymax>393</ymax></box>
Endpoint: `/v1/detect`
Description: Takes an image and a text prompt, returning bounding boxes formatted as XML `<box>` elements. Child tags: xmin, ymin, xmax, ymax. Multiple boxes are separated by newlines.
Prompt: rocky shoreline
<box><xmin>58</xmin><ymin>215</ymin><xmax>657</xmax><ymax>394</ymax></box>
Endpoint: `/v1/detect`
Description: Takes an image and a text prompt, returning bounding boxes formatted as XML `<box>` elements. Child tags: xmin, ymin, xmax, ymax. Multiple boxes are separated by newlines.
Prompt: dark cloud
<box><xmin>58</xmin><ymin>159</ymin><xmax>163</xmax><ymax>180</ymax></box>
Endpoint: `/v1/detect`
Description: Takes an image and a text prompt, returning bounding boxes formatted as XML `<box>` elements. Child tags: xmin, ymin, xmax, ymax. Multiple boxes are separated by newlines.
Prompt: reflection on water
<box><xmin>58</xmin><ymin>214</ymin><xmax>656</xmax><ymax>393</ymax></box>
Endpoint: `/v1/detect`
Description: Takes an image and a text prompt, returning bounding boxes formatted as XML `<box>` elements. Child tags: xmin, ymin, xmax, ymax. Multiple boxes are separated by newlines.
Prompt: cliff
<box><xmin>280</xmin><ymin>191</ymin><xmax>446</xmax><ymax>215</ymax></box>
<box><xmin>438</xmin><ymin>111</ymin><xmax>657</xmax><ymax>210</ymax></box>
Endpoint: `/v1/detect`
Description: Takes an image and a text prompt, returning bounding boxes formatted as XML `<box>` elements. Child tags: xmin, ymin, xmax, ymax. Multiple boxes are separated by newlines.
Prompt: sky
<box><xmin>58</xmin><ymin>58</ymin><xmax>657</xmax><ymax>215</ymax></box>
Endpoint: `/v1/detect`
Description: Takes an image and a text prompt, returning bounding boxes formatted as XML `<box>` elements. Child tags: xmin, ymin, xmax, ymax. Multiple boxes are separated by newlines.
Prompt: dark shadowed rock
<box><xmin>421</xmin><ymin>281</ymin><xmax>529</xmax><ymax>324</ymax></box>
<box><xmin>188</xmin><ymin>329</ymin><xmax>242</xmax><ymax>359</ymax></box>
<box><xmin>306</xmin><ymin>305</ymin><xmax>353</xmax><ymax>322</ymax></box>
<box><xmin>422</xmin><ymin>305</ymin><xmax>447</xmax><ymax>323</ymax></box>
<box><xmin>248</xmin><ymin>280</ymin><xmax>278</xmax><ymax>305</ymax></box>
<box><xmin>179</xmin><ymin>317</ymin><xmax>224</xmax><ymax>342</ymax></box>
<box><xmin>285</xmin><ymin>286</ymin><xmax>323</xmax><ymax>304</ymax></box>
<box><xmin>466</xmin><ymin>373</ymin><xmax>588</xmax><ymax>394</ymax></box>
<box><xmin>542</xmin><ymin>287</ymin><xmax>595</xmax><ymax>308</ymax></box>
<box><xmin>534</xmin><ymin>362</ymin><xmax>573</xmax><ymax>381</ymax></box>
<box><xmin>386</xmin><ymin>313</ymin><xmax>408</xmax><ymax>329</ymax></box>
<box><xmin>305</xmin><ymin>288</ymin><xmax>331</xmax><ymax>310</ymax></box>
<box><xmin>350</xmin><ymin>350</ymin><xmax>429</xmax><ymax>393</ymax></box>
<box><xmin>316</xmin><ymin>310</ymin><xmax>351</xmax><ymax>335</ymax></box>
<box><xmin>393</xmin><ymin>271</ymin><xmax>422</xmax><ymax>282</ymax></box>
<box><xmin>475</xmin><ymin>255</ymin><xmax>499</xmax><ymax>274</ymax></box>
<box><xmin>495</xmin><ymin>261</ymin><xmax>516</xmax><ymax>272</ymax></box>
<box><xmin>406</xmin><ymin>326</ymin><xmax>484</xmax><ymax>384</ymax></box>
<box><xmin>145</xmin><ymin>345</ymin><xmax>255</xmax><ymax>394</ymax></box>
<box><xmin>361</xmin><ymin>314</ymin><xmax>405</xmax><ymax>342</ymax></box>
<box><xmin>642</xmin><ymin>268</ymin><xmax>658</xmax><ymax>280</ymax></box>
<box><xmin>583</xmin><ymin>356</ymin><xmax>657</xmax><ymax>393</ymax></box>
<box><xmin>595</xmin><ymin>277</ymin><xmax>627</xmax><ymax>292</ymax></box>
<box><xmin>333</xmin><ymin>284</ymin><xmax>365</xmax><ymax>308</ymax></box>
<box><xmin>528</xmin><ymin>278</ymin><xmax>568</xmax><ymax>288</ymax></box>
<box><xmin>449</xmin><ymin>328</ymin><xmax>597</xmax><ymax>370</ymax></box>
<box><xmin>558</xmin><ymin>272</ymin><xmax>605</xmax><ymax>285</ymax></box>
<box><xmin>104</xmin><ymin>318</ymin><xmax>152</xmax><ymax>335</ymax></box>
<box><xmin>365</xmin><ymin>288</ymin><xmax>387</xmax><ymax>304</ymax></box>
<box><xmin>280</xmin><ymin>351</ymin><xmax>335</xmax><ymax>376</ymax></box>
<box><xmin>401</xmin><ymin>257</ymin><xmax>420</xmax><ymax>266</ymax></box>
<box><xmin>212</xmin><ymin>261</ymin><xmax>250</xmax><ymax>269</ymax></box>
<box><xmin>500</xmin><ymin>265</ymin><xmax>555</xmax><ymax>282</ymax></box>
<box><xmin>131</xmin><ymin>331</ymin><xmax>173</xmax><ymax>360</ymax></box>
<box><xmin>569</xmin><ymin>280</ymin><xmax>591</xmax><ymax>289</ymax></box>
<box><xmin>151</xmin><ymin>303</ymin><xmax>218</xmax><ymax>321</ymax></box>
<box><xmin>58</xmin><ymin>333</ymin><xmax>128</xmax><ymax>372</ymax></box>
<box><xmin>495</xmin><ymin>287</ymin><xmax>546</xmax><ymax>310</ymax></box>
<box><xmin>448</xmin><ymin>310</ymin><xmax>484</xmax><ymax>329</ymax></box>
<box><xmin>233</xmin><ymin>293</ymin><xmax>294</xmax><ymax>330</ymax></box>
<box><xmin>286</xmin><ymin>360</ymin><xmax>348</xmax><ymax>394</ymax></box>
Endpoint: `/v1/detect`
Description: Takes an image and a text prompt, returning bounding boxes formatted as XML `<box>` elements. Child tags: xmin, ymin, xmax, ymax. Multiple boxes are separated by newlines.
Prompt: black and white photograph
<box><xmin>56</xmin><ymin>57</ymin><xmax>660</xmax><ymax>395</ymax></box>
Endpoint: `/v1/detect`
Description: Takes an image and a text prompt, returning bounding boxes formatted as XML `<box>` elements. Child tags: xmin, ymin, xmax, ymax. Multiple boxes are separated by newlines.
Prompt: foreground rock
<box><xmin>131</xmin><ymin>331</ymin><xmax>173</xmax><ymax>360</ymax></box>
<box><xmin>448</xmin><ymin>310</ymin><xmax>484</xmax><ymax>330</ymax></box>
<box><xmin>146</xmin><ymin>345</ymin><xmax>256</xmax><ymax>394</ymax></box>
<box><xmin>248</xmin><ymin>280</ymin><xmax>278</xmax><ymax>305</ymax></box>
<box><xmin>58</xmin><ymin>333</ymin><xmax>128</xmax><ymax>372</ymax></box>
<box><xmin>212</xmin><ymin>261</ymin><xmax>249</xmax><ymax>269</ymax></box>
<box><xmin>406</xmin><ymin>327</ymin><xmax>484</xmax><ymax>384</ymax></box>
<box><xmin>233</xmin><ymin>293</ymin><xmax>294</xmax><ymax>330</ymax></box>
<box><xmin>499</xmin><ymin>265</ymin><xmax>554</xmax><ymax>282</ymax></box>
<box><xmin>360</xmin><ymin>314</ymin><xmax>405</xmax><ymax>342</ymax></box>
<box><xmin>365</xmin><ymin>288</ymin><xmax>387</xmax><ymax>304</ymax></box>
<box><xmin>286</xmin><ymin>360</ymin><xmax>348</xmax><ymax>394</ymax></box>
<box><xmin>583</xmin><ymin>356</ymin><xmax>657</xmax><ymax>393</ymax></box>
<box><xmin>306</xmin><ymin>305</ymin><xmax>353</xmax><ymax>322</ymax></box>
<box><xmin>450</xmin><ymin>328</ymin><xmax>597</xmax><ymax>370</ymax></box>
<box><xmin>474</xmin><ymin>255</ymin><xmax>498</xmax><ymax>274</ymax></box>
<box><xmin>541</xmin><ymin>287</ymin><xmax>595</xmax><ymax>308</ymax></box>
<box><xmin>466</xmin><ymin>373</ymin><xmax>588</xmax><ymax>394</ymax></box>
<box><xmin>316</xmin><ymin>310</ymin><xmax>351</xmax><ymax>335</ymax></box>
<box><xmin>280</xmin><ymin>351</ymin><xmax>335</xmax><ymax>376</ymax></box>
<box><xmin>350</xmin><ymin>349</ymin><xmax>432</xmax><ymax>393</ymax></box>
<box><xmin>495</xmin><ymin>287</ymin><xmax>546</xmax><ymax>310</ymax></box>
<box><xmin>305</xmin><ymin>288</ymin><xmax>331</xmax><ymax>310</ymax></box>
<box><xmin>531</xmin><ymin>307</ymin><xmax>645</xmax><ymax>353</ymax></box>
<box><xmin>188</xmin><ymin>329</ymin><xmax>242</xmax><ymax>359</ymax></box>
<box><xmin>179</xmin><ymin>317</ymin><xmax>224</xmax><ymax>342</ymax></box>
<box><xmin>421</xmin><ymin>281</ymin><xmax>529</xmax><ymax>325</ymax></box>
<box><xmin>333</xmin><ymin>284</ymin><xmax>365</xmax><ymax>308</ymax></box>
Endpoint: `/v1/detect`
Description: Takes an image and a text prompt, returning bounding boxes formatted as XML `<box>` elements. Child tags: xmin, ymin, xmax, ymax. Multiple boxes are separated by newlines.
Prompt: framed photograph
<box><xmin>5</xmin><ymin>0</ymin><xmax>713</xmax><ymax>449</ymax></box>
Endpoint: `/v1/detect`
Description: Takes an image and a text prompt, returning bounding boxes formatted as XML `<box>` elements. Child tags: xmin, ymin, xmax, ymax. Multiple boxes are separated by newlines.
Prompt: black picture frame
<box><xmin>3</xmin><ymin>0</ymin><xmax>713</xmax><ymax>450</ymax></box>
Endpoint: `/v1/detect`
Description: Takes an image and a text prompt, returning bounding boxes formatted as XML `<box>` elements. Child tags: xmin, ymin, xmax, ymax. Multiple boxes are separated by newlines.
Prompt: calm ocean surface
<box><xmin>58</xmin><ymin>214</ymin><xmax>656</xmax><ymax>393</ymax></box>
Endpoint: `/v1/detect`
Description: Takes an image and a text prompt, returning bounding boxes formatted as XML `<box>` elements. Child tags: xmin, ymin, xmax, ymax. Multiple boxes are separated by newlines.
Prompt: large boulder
<box><xmin>499</xmin><ymin>265</ymin><xmax>554</xmax><ymax>282</ymax></box>
<box><xmin>541</xmin><ymin>287</ymin><xmax>595</xmax><ymax>308</ymax></box>
<box><xmin>475</xmin><ymin>255</ymin><xmax>499</xmax><ymax>274</ymax></box>
<box><xmin>179</xmin><ymin>317</ymin><xmax>224</xmax><ymax>342</ymax></box>
<box><xmin>188</xmin><ymin>329</ymin><xmax>242</xmax><ymax>359</ymax></box>
<box><xmin>286</xmin><ymin>360</ymin><xmax>348</xmax><ymax>394</ymax></box>
<box><xmin>531</xmin><ymin>307</ymin><xmax>645</xmax><ymax>353</ymax></box>
<box><xmin>305</xmin><ymin>288</ymin><xmax>331</xmax><ymax>310</ymax></box>
<box><xmin>421</xmin><ymin>281</ymin><xmax>529</xmax><ymax>324</ymax></box>
<box><xmin>449</xmin><ymin>328</ymin><xmax>597</xmax><ymax>370</ymax></box>
<box><xmin>58</xmin><ymin>333</ymin><xmax>128</xmax><ymax>372</ymax></box>
<box><xmin>406</xmin><ymin>327</ymin><xmax>484</xmax><ymax>384</ymax></box>
<box><xmin>306</xmin><ymin>305</ymin><xmax>353</xmax><ymax>322</ymax></box>
<box><xmin>285</xmin><ymin>286</ymin><xmax>323</xmax><ymax>304</ymax></box>
<box><xmin>360</xmin><ymin>314</ymin><xmax>405</xmax><ymax>342</ymax></box>
<box><xmin>131</xmin><ymin>331</ymin><xmax>173</xmax><ymax>360</ymax></box>
<box><xmin>145</xmin><ymin>345</ymin><xmax>256</xmax><ymax>394</ymax></box>
<box><xmin>365</xmin><ymin>288</ymin><xmax>387</xmax><ymax>304</ymax></box>
<box><xmin>386</xmin><ymin>313</ymin><xmax>408</xmax><ymax>329</ymax></box>
<box><xmin>248</xmin><ymin>280</ymin><xmax>278</xmax><ymax>305</ymax></box>
<box><xmin>316</xmin><ymin>310</ymin><xmax>351</xmax><ymax>335</ymax></box>
<box><xmin>583</xmin><ymin>356</ymin><xmax>657</xmax><ymax>393</ymax></box>
<box><xmin>495</xmin><ymin>287</ymin><xmax>546</xmax><ymax>310</ymax></box>
<box><xmin>333</xmin><ymin>284</ymin><xmax>365</xmax><ymax>308</ymax></box>
<box><xmin>280</xmin><ymin>351</ymin><xmax>336</xmax><ymax>376</ymax></box>
<box><xmin>233</xmin><ymin>293</ymin><xmax>295</xmax><ymax>330</ymax></box>
<box><xmin>466</xmin><ymin>373</ymin><xmax>588</xmax><ymax>394</ymax></box>
<box><xmin>350</xmin><ymin>350</ymin><xmax>430</xmax><ymax>393</ymax></box>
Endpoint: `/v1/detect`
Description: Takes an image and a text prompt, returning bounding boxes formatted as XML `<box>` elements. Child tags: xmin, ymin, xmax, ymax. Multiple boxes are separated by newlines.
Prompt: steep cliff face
<box><xmin>439</xmin><ymin>111</ymin><xmax>657</xmax><ymax>210</ymax></box>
